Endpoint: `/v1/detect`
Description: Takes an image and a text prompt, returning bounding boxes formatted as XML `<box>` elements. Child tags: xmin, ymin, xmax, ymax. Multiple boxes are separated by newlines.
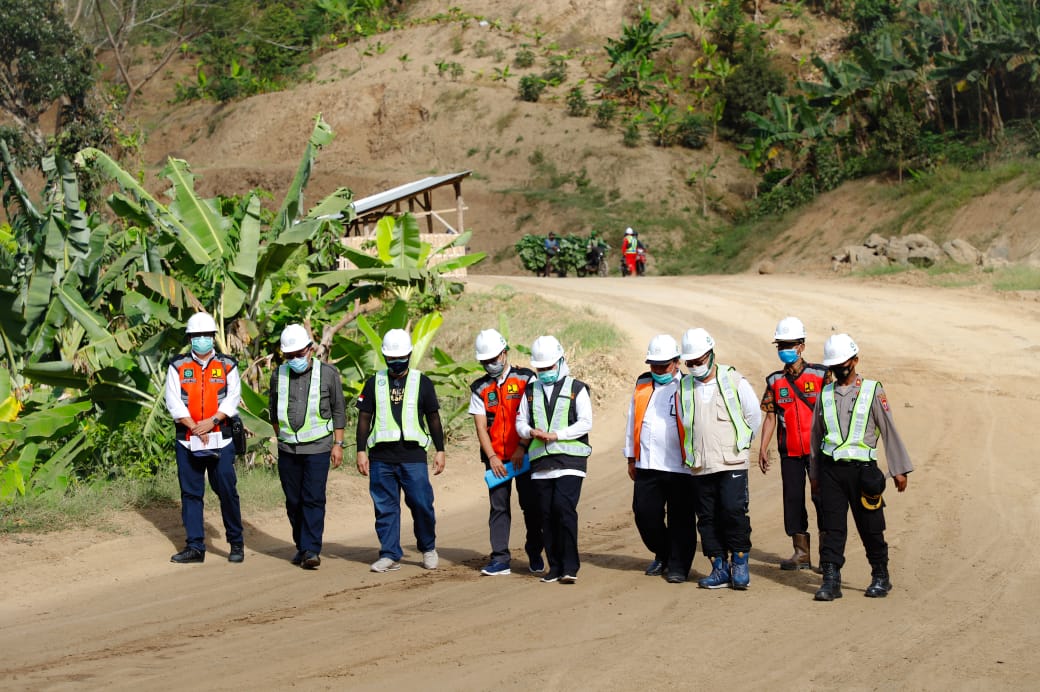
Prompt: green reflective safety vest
<box><xmin>821</xmin><ymin>379</ymin><xmax>879</xmax><ymax>461</ymax></box>
<box><xmin>368</xmin><ymin>369</ymin><xmax>431</xmax><ymax>448</ymax></box>
<box><xmin>528</xmin><ymin>377</ymin><xmax>592</xmax><ymax>460</ymax></box>
<box><xmin>277</xmin><ymin>359</ymin><xmax>333</xmax><ymax>444</ymax></box>
<box><xmin>677</xmin><ymin>366</ymin><xmax>753</xmax><ymax>469</ymax></box>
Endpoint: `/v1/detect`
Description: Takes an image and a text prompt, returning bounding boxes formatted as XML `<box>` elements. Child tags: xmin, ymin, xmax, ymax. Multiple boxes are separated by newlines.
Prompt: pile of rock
<box><xmin>832</xmin><ymin>233</ymin><xmax>1008</xmax><ymax>271</ymax></box>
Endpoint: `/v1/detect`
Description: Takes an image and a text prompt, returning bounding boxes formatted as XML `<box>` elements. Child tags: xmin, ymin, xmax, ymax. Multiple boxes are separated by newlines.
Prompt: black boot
<box><xmin>814</xmin><ymin>562</ymin><xmax>843</xmax><ymax>601</ymax></box>
<box><xmin>864</xmin><ymin>563</ymin><xmax>892</xmax><ymax>598</ymax></box>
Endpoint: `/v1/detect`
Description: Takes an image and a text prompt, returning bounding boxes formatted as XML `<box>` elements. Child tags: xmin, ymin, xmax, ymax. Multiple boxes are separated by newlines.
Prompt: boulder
<box><xmin>757</xmin><ymin>260</ymin><xmax>775</xmax><ymax>275</ymax></box>
<box><xmin>864</xmin><ymin>233</ymin><xmax>888</xmax><ymax>250</ymax></box>
<box><xmin>884</xmin><ymin>237</ymin><xmax>910</xmax><ymax>264</ymax></box>
<box><xmin>942</xmin><ymin>239</ymin><xmax>980</xmax><ymax>265</ymax></box>
<box><xmin>907</xmin><ymin>244</ymin><xmax>941</xmax><ymax>267</ymax></box>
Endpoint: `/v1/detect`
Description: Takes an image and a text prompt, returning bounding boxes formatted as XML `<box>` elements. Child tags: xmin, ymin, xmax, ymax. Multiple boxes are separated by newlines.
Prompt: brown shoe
<box><xmin>780</xmin><ymin>533</ymin><xmax>811</xmax><ymax>571</ymax></box>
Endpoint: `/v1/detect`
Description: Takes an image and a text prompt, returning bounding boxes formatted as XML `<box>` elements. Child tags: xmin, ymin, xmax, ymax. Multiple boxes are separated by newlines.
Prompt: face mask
<box><xmin>288</xmin><ymin>356</ymin><xmax>310</xmax><ymax>373</ymax></box>
<box><xmin>537</xmin><ymin>363</ymin><xmax>560</xmax><ymax>386</ymax></box>
<box><xmin>689</xmin><ymin>352</ymin><xmax>714</xmax><ymax>380</ymax></box>
<box><xmin>483</xmin><ymin>360</ymin><xmax>505</xmax><ymax>377</ymax></box>
<box><xmin>651</xmin><ymin>372</ymin><xmax>674</xmax><ymax>385</ymax></box>
<box><xmin>386</xmin><ymin>358</ymin><xmax>409</xmax><ymax>376</ymax></box>
<box><xmin>830</xmin><ymin>364</ymin><xmax>853</xmax><ymax>381</ymax></box>
<box><xmin>778</xmin><ymin>348</ymin><xmax>800</xmax><ymax>364</ymax></box>
<box><xmin>191</xmin><ymin>336</ymin><xmax>214</xmax><ymax>355</ymax></box>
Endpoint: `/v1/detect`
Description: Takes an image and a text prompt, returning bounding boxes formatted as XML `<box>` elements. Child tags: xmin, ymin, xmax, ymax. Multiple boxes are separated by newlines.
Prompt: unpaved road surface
<box><xmin>3</xmin><ymin>274</ymin><xmax>1039</xmax><ymax>690</ymax></box>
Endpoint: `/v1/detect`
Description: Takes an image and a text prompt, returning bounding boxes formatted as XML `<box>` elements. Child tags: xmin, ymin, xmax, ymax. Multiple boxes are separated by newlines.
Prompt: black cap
<box><xmin>860</xmin><ymin>465</ymin><xmax>887</xmax><ymax>510</ymax></box>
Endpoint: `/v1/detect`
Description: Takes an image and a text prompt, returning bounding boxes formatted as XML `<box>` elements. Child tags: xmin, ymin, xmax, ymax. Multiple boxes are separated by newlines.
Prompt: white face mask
<box><xmin>687</xmin><ymin>352</ymin><xmax>714</xmax><ymax>380</ymax></box>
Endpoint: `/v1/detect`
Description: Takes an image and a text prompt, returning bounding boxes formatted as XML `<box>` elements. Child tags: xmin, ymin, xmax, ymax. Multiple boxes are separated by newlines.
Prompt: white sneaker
<box><xmin>370</xmin><ymin>557</ymin><xmax>401</xmax><ymax>573</ymax></box>
<box><xmin>422</xmin><ymin>550</ymin><xmax>439</xmax><ymax>570</ymax></box>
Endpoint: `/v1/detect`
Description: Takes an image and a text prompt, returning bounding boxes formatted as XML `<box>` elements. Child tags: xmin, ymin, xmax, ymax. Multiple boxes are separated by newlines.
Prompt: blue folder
<box><xmin>484</xmin><ymin>454</ymin><xmax>531</xmax><ymax>489</ymax></box>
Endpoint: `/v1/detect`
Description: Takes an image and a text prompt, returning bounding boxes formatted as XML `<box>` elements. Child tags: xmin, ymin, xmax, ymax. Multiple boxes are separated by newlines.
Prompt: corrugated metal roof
<box><xmin>352</xmin><ymin>171</ymin><xmax>471</xmax><ymax>215</ymax></box>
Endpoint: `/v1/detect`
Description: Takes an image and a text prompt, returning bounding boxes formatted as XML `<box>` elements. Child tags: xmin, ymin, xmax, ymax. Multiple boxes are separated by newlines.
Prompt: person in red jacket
<box><xmin>622</xmin><ymin>227</ymin><xmax>639</xmax><ymax>276</ymax></box>
<box><xmin>758</xmin><ymin>317</ymin><xmax>829</xmax><ymax>571</ymax></box>
<box><xmin>469</xmin><ymin>329</ymin><xmax>543</xmax><ymax>576</ymax></box>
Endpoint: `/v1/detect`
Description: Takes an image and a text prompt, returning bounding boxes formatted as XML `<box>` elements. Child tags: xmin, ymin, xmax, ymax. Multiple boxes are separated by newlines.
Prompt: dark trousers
<box><xmin>818</xmin><ymin>459</ymin><xmax>888</xmax><ymax>568</ymax></box>
<box><xmin>488</xmin><ymin>470</ymin><xmax>543</xmax><ymax>564</ymax></box>
<box><xmin>780</xmin><ymin>454</ymin><xmax>821</xmax><ymax>537</ymax></box>
<box><xmin>175</xmin><ymin>443</ymin><xmax>243</xmax><ymax>551</ymax></box>
<box><xmin>632</xmin><ymin>468</ymin><xmax>697</xmax><ymax>574</ymax></box>
<box><xmin>369</xmin><ymin>461</ymin><xmax>436</xmax><ymax>560</ymax></box>
<box><xmin>535</xmin><ymin>475</ymin><xmax>583</xmax><ymax>577</ymax></box>
<box><xmin>278</xmin><ymin>449</ymin><xmax>331</xmax><ymax>554</ymax></box>
<box><xmin>693</xmin><ymin>469</ymin><xmax>751</xmax><ymax>557</ymax></box>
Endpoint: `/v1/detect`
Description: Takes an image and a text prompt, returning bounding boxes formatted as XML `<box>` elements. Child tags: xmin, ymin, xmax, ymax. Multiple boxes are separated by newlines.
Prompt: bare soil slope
<box><xmin>3</xmin><ymin>274</ymin><xmax>1039</xmax><ymax>690</ymax></box>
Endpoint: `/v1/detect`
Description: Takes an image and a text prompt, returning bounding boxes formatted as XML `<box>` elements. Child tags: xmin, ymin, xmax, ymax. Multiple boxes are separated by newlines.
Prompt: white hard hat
<box><xmin>185</xmin><ymin>312</ymin><xmax>217</xmax><ymax>334</ymax></box>
<box><xmin>475</xmin><ymin>329</ymin><xmax>508</xmax><ymax>361</ymax></box>
<box><xmin>822</xmin><ymin>333</ymin><xmax>859</xmax><ymax>366</ymax></box>
<box><xmin>681</xmin><ymin>328</ymin><xmax>715</xmax><ymax>360</ymax></box>
<box><xmin>773</xmin><ymin>316</ymin><xmax>807</xmax><ymax>342</ymax></box>
<box><xmin>625</xmin><ymin>227</ymin><xmax>634</xmax><ymax>235</ymax></box>
<box><xmin>645</xmin><ymin>334</ymin><xmax>680</xmax><ymax>363</ymax></box>
<box><xmin>530</xmin><ymin>335</ymin><xmax>564</xmax><ymax>368</ymax></box>
<box><xmin>381</xmin><ymin>328</ymin><xmax>413</xmax><ymax>358</ymax></box>
<box><xmin>280</xmin><ymin>323</ymin><xmax>312</xmax><ymax>352</ymax></box>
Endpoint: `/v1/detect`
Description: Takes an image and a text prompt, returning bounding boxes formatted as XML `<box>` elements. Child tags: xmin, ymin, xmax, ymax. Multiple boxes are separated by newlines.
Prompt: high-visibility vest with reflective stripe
<box><xmin>528</xmin><ymin>377</ymin><xmax>592</xmax><ymax>460</ymax></box>
<box><xmin>677</xmin><ymin>365</ymin><xmax>753</xmax><ymax>468</ymax></box>
<box><xmin>821</xmin><ymin>379</ymin><xmax>879</xmax><ymax>461</ymax></box>
<box><xmin>171</xmin><ymin>352</ymin><xmax>236</xmax><ymax>440</ymax></box>
<box><xmin>631</xmin><ymin>375</ymin><xmax>684</xmax><ymax>463</ymax></box>
<box><xmin>368</xmin><ymin>369</ymin><xmax>431</xmax><ymax>448</ymax></box>
<box><xmin>276</xmin><ymin>359</ymin><xmax>333</xmax><ymax>444</ymax></box>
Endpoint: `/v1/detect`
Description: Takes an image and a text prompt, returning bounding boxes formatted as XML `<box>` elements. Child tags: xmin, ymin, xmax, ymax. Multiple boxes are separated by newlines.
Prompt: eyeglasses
<box><xmin>685</xmin><ymin>353</ymin><xmax>711</xmax><ymax>367</ymax></box>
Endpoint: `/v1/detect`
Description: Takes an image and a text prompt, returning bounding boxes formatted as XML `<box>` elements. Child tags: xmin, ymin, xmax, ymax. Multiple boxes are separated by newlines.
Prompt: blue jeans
<box><xmin>369</xmin><ymin>461</ymin><xmax>436</xmax><ymax>560</ymax></box>
<box><xmin>175</xmin><ymin>443</ymin><xmax>243</xmax><ymax>551</ymax></box>
<box><xmin>278</xmin><ymin>450</ymin><xmax>331</xmax><ymax>554</ymax></box>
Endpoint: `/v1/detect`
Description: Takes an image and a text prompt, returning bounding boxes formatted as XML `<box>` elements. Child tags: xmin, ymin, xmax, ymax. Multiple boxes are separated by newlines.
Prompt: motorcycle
<box><xmin>577</xmin><ymin>245</ymin><xmax>608</xmax><ymax>277</ymax></box>
<box><xmin>619</xmin><ymin>247</ymin><xmax>647</xmax><ymax>276</ymax></box>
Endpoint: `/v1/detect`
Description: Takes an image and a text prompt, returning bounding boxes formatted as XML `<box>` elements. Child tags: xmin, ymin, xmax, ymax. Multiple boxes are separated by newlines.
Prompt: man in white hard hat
<box><xmin>268</xmin><ymin>324</ymin><xmax>346</xmax><ymax>569</ymax></box>
<box><xmin>809</xmin><ymin>333</ymin><xmax>913</xmax><ymax>601</ymax></box>
<box><xmin>516</xmin><ymin>336</ymin><xmax>593</xmax><ymax>584</ymax></box>
<box><xmin>163</xmin><ymin>312</ymin><xmax>244</xmax><ymax>564</ymax></box>
<box><xmin>676</xmin><ymin>327</ymin><xmax>762</xmax><ymax>590</ymax></box>
<box><xmin>469</xmin><ymin>329</ymin><xmax>543</xmax><ymax>576</ymax></box>
<box><xmin>356</xmin><ymin>329</ymin><xmax>446</xmax><ymax>573</ymax></box>
<box><xmin>758</xmin><ymin>316</ymin><xmax>829</xmax><ymax>571</ymax></box>
<box><xmin>622</xmin><ymin>227</ymin><xmax>639</xmax><ymax>277</ymax></box>
<box><xmin>624</xmin><ymin>334</ymin><xmax>697</xmax><ymax>583</ymax></box>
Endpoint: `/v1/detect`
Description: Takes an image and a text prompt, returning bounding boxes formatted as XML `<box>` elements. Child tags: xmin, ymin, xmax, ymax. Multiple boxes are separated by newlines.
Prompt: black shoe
<box><xmin>228</xmin><ymin>543</ymin><xmax>245</xmax><ymax>563</ymax></box>
<box><xmin>291</xmin><ymin>549</ymin><xmax>306</xmax><ymax>566</ymax></box>
<box><xmin>814</xmin><ymin>563</ymin><xmax>843</xmax><ymax>601</ymax></box>
<box><xmin>666</xmin><ymin>571</ymin><xmax>687</xmax><ymax>584</ymax></box>
<box><xmin>644</xmin><ymin>559</ymin><xmax>666</xmax><ymax>576</ymax></box>
<box><xmin>301</xmin><ymin>551</ymin><xmax>321</xmax><ymax>570</ymax></box>
<box><xmin>171</xmin><ymin>547</ymin><xmax>205</xmax><ymax>564</ymax></box>
<box><xmin>864</xmin><ymin>564</ymin><xmax>892</xmax><ymax>598</ymax></box>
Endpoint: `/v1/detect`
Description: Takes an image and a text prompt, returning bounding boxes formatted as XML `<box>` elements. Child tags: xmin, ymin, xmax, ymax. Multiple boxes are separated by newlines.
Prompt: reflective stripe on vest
<box><xmin>632</xmin><ymin>376</ymin><xmax>685</xmax><ymax>463</ymax></box>
<box><xmin>677</xmin><ymin>365</ymin><xmax>753</xmax><ymax>468</ymax></box>
<box><xmin>528</xmin><ymin>377</ymin><xmax>592</xmax><ymax>460</ymax></box>
<box><xmin>368</xmin><ymin>369</ymin><xmax>431</xmax><ymax>448</ymax></box>
<box><xmin>276</xmin><ymin>359</ymin><xmax>333</xmax><ymax>444</ymax></box>
<box><xmin>821</xmin><ymin>379</ymin><xmax>879</xmax><ymax>461</ymax></box>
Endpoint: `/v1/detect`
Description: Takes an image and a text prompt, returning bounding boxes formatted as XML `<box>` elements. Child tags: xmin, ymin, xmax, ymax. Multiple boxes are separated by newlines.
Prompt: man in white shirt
<box><xmin>677</xmin><ymin>328</ymin><xmax>762</xmax><ymax>590</ymax></box>
<box><xmin>624</xmin><ymin>335</ymin><xmax>697</xmax><ymax>583</ymax></box>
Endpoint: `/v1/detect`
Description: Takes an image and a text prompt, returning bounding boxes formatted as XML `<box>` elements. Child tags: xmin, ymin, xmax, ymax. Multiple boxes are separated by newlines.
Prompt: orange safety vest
<box><xmin>631</xmin><ymin>374</ymin><xmax>685</xmax><ymax>463</ymax></box>
<box><xmin>471</xmin><ymin>366</ymin><xmax>534</xmax><ymax>461</ymax></box>
<box><xmin>171</xmin><ymin>352</ymin><xmax>237</xmax><ymax>440</ymax></box>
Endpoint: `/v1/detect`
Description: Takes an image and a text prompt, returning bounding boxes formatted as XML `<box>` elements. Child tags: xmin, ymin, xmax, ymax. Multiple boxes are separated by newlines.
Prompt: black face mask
<box><xmin>830</xmin><ymin>364</ymin><xmax>853</xmax><ymax>381</ymax></box>
<box><xmin>386</xmin><ymin>358</ymin><xmax>409</xmax><ymax>376</ymax></box>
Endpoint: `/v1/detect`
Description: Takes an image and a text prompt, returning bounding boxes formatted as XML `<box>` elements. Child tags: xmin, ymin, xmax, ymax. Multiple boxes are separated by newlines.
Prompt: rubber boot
<box><xmin>780</xmin><ymin>533</ymin><xmax>811</xmax><ymax>571</ymax></box>
<box><xmin>697</xmin><ymin>555</ymin><xmax>731</xmax><ymax>589</ymax></box>
<box><xmin>730</xmin><ymin>551</ymin><xmax>750</xmax><ymax>590</ymax></box>
<box><xmin>864</xmin><ymin>563</ymin><xmax>892</xmax><ymax>598</ymax></box>
<box><xmin>814</xmin><ymin>562</ymin><xmax>843</xmax><ymax>601</ymax></box>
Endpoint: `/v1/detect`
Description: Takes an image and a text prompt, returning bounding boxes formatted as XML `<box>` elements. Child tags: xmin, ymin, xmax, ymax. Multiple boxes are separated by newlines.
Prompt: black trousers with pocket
<box><xmin>632</xmin><ymin>468</ymin><xmax>697</xmax><ymax>575</ymax></box>
<box><xmin>817</xmin><ymin>458</ymin><xmax>888</xmax><ymax>568</ymax></box>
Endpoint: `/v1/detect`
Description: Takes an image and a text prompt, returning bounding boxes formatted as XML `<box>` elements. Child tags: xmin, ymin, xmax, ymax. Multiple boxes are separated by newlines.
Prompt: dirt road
<box><xmin>3</xmin><ymin>274</ymin><xmax>1038</xmax><ymax>690</ymax></box>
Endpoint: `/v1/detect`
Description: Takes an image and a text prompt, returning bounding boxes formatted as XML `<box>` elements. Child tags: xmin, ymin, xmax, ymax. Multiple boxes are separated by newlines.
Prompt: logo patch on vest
<box><xmin>506</xmin><ymin>382</ymin><xmax>519</xmax><ymax>395</ymax></box>
<box><xmin>183</xmin><ymin>368</ymin><xmax>194</xmax><ymax>379</ymax></box>
<box><xmin>486</xmin><ymin>390</ymin><xmax>498</xmax><ymax>407</ymax></box>
<box><xmin>211</xmin><ymin>367</ymin><xmax>223</xmax><ymax>377</ymax></box>
<box><xmin>803</xmin><ymin>381</ymin><xmax>816</xmax><ymax>392</ymax></box>
<box><xmin>779</xmin><ymin>387</ymin><xmax>790</xmax><ymax>397</ymax></box>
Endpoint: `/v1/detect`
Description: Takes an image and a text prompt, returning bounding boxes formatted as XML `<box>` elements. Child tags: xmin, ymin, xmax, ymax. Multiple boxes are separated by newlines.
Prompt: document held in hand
<box><xmin>484</xmin><ymin>454</ymin><xmax>531</xmax><ymax>489</ymax></box>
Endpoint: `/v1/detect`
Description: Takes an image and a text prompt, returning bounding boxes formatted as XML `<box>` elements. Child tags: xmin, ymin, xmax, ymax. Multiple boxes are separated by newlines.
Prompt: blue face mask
<box><xmin>651</xmin><ymin>372</ymin><xmax>674</xmax><ymax>385</ymax></box>
<box><xmin>287</xmin><ymin>356</ymin><xmax>310</xmax><ymax>373</ymax></box>
<box><xmin>191</xmin><ymin>336</ymin><xmax>214</xmax><ymax>355</ymax></box>
<box><xmin>537</xmin><ymin>363</ymin><xmax>560</xmax><ymax>385</ymax></box>
<box><xmin>778</xmin><ymin>348</ymin><xmax>800</xmax><ymax>364</ymax></box>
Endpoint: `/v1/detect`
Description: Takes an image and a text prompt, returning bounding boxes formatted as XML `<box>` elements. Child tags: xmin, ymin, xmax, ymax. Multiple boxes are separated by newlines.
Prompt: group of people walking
<box><xmin>163</xmin><ymin>311</ymin><xmax>911</xmax><ymax>601</ymax></box>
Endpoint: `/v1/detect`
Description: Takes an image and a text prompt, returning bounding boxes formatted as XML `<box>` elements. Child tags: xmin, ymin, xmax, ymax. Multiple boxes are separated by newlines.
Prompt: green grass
<box><xmin>1</xmin><ymin>465</ymin><xmax>287</xmax><ymax>535</ymax></box>
<box><xmin>990</xmin><ymin>265</ymin><xmax>1040</xmax><ymax>291</ymax></box>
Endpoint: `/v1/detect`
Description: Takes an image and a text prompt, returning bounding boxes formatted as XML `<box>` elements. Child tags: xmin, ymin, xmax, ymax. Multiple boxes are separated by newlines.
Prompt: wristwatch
<box><xmin>212</xmin><ymin>416</ymin><xmax>220</xmax><ymax>426</ymax></box>
<box><xmin>334</xmin><ymin>440</ymin><xmax>347</xmax><ymax>447</ymax></box>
